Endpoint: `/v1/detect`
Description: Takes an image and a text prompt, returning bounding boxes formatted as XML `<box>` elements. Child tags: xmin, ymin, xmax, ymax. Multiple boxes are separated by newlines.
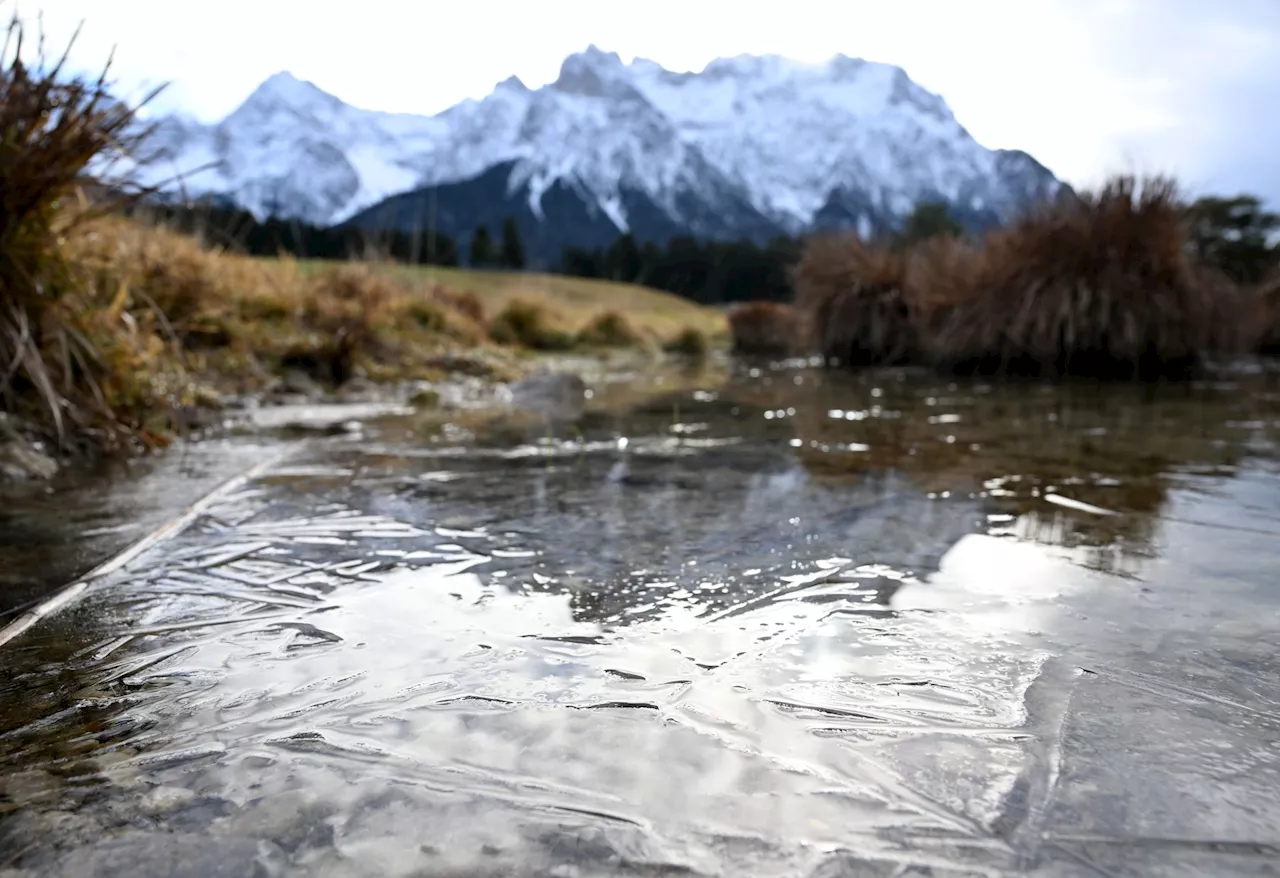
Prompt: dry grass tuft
<box><xmin>488</xmin><ymin>297</ymin><xmax>577</xmax><ymax>351</ymax></box>
<box><xmin>931</xmin><ymin>176</ymin><xmax>1246</xmax><ymax>379</ymax></box>
<box><xmin>792</xmin><ymin>234</ymin><xmax>920</xmax><ymax>366</ymax></box>
<box><xmin>576</xmin><ymin>310</ymin><xmax>645</xmax><ymax>348</ymax></box>
<box><xmin>0</xmin><ymin>12</ymin><xmax>169</xmax><ymax>451</ymax></box>
<box><xmin>901</xmin><ymin>234</ymin><xmax>985</xmax><ymax>311</ymax></box>
<box><xmin>727</xmin><ymin>301</ymin><xmax>801</xmax><ymax>358</ymax></box>
<box><xmin>426</xmin><ymin>283</ymin><xmax>486</xmax><ymax>326</ymax></box>
<box><xmin>276</xmin><ymin>265</ymin><xmax>399</xmax><ymax>385</ymax></box>
<box><xmin>664</xmin><ymin>326</ymin><xmax>710</xmax><ymax>358</ymax></box>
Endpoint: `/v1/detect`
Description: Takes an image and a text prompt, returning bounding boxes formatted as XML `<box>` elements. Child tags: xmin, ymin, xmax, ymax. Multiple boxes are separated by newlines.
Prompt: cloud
<box><xmin>13</xmin><ymin>0</ymin><xmax>1280</xmax><ymax>204</ymax></box>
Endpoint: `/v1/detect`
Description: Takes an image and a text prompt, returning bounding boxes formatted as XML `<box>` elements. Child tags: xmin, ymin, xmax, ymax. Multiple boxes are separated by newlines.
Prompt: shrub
<box><xmin>931</xmin><ymin>175</ymin><xmax>1246</xmax><ymax>379</ymax></box>
<box><xmin>897</xmin><ymin>202</ymin><xmax>964</xmax><ymax>249</ymax></box>
<box><xmin>488</xmin><ymin>297</ymin><xmax>576</xmax><ymax>351</ymax></box>
<box><xmin>792</xmin><ymin>234</ymin><xmax>920</xmax><ymax>366</ymax></box>
<box><xmin>576</xmin><ymin>310</ymin><xmax>643</xmax><ymax>348</ymax></box>
<box><xmin>664</xmin><ymin>326</ymin><xmax>709</xmax><ymax>358</ymax></box>
<box><xmin>727</xmin><ymin>301</ymin><xmax>800</xmax><ymax>357</ymax></box>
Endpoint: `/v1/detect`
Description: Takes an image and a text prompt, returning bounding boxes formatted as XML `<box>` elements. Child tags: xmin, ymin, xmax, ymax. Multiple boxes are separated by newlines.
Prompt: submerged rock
<box><xmin>507</xmin><ymin>371</ymin><xmax>587</xmax><ymax>419</ymax></box>
<box><xmin>190</xmin><ymin>386</ymin><xmax>227</xmax><ymax>410</ymax></box>
<box><xmin>335</xmin><ymin>375</ymin><xmax>380</xmax><ymax>403</ymax></box>
<box><xmin>264</xmin><ymin>369</ymin><xmax>324</xmax><ymax>405</ymax></box>
<box><xmin>408</xmin><ymin>381</ymin><xmax>440</xmax><ymax>408</ymax></box>
<box><xmin>0</xmin><ymin>415</ymin><xmax>58</xmax><ymax>482</ymax></box>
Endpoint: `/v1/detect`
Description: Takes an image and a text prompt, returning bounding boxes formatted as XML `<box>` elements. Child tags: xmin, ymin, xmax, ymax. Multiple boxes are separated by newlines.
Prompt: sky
<box><xmin>13</xmin><ymin>0</ymin><xmax>1280</xmax><ymax>204</ymax></box>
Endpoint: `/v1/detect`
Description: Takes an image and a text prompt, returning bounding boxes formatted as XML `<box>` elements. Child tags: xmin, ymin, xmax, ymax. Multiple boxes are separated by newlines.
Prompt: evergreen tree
<box><xmin>898</xmin><ymin>202</ymin><xmax>963</xmax><ymax>248</ymax></box>
<box><xmin>499</xmin><ymin>216</ymin><xmax>526</xmax><ymax>269</ymax></box>
<box><xmin>559</xmin><ymin>231</ymin><xmax>802</xmax><ymax>305</ymax></box>
<box><xmin>427</xmin><ymin>233</ymin><xmax>460</xmax><ymax>267</ymax></box>
<box><xmin>638</xmin><ymin>241</ymin><xmax>663</xmax><ymax>285</ymax></box>
<box><xmin>605</xmin><ymin>233</ymin><xmax>642</xmax><ymax>282</ymax></box>
<box><xmin>652</xmin><ymin>236</ymin><xmax>710</xmax><ymax>297</ymax></box>
<box><xmin>469</xmin><ymin>224</ymin><xmax>494</xmax><ymax>267</ymax></box>
<box><xmin>1186</xmin><ymin>195</ymin><xmax>1279</xmax><ymax>285</ymax></box>
<box><xmin>561</xmin><ymin>246</ymin><xmax>604</xmax><ymax>277</ymax></box>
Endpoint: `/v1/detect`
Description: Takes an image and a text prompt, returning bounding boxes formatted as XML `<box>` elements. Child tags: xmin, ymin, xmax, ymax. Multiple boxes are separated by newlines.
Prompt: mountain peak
<box><xmin>553</xmin><ymin>45</ymin><xmax>635</xmax><ymax>97</ymax></box>
<box><xmin>581</xmin><ymin>44</ymin><xmax>623</xmax><ymax>63</ymax></box>
<box><xmin>702</xmin><ymin>53</ymin><xmax>799</xmax><ymax>79</ymax></box>
<box><xmin>263</xmin><ymin>70</ymin><xmax>302</xmax><ymax>86</ymax></box>
<box><xmin>240</xmin><ymin>71</ymin><xmax>340</xmax><ymax>113</ymax></box>
<box><xmin>827</xmin><ymin>53</ymin><xmax>869</xmax><ymax>76</ymax></box>
<box><xmin>497</xmin><ymin>74</ymin><xmax>530</xmax><ymax>93</ymax></box>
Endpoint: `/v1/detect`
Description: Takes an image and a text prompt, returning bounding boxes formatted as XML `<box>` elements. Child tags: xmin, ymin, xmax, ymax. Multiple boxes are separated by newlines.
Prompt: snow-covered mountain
<box><xmin>142</xmin><ymin>46</ymin><xmax>1064</xmax><ymax>264</ymax></box>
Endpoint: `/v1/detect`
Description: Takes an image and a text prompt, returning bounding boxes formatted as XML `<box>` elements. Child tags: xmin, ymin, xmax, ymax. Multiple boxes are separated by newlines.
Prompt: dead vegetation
<box><xmin>62</xmin><ymin>217</ymin><xmax>497</xmax><ymax>389</ymax></box>
<box><xmin>663</xmin><ymin>326</ymin><xmax>710</xmax><ymax>358</ymax></box>
<box><xmin>1257</xmin><ymin>269</ymin><xmax>1280</xmax><ymax>356</ymax></box>
<box><xmin>930</xmin><ymin>177</ymin><xmax>1245</xmax><ymax>379</ymax></box>
<box><xmin>787</xmin><ymin>175</ymin><xmax>1255</xmax><ymax>380</ymax></box>
<box><xmin>791</xmin><ymin>235</ymin><xmax>920</xmax><ymax>366</ymax></box>
<box><xmin>0</xmin><ymin>12</ymin><xmax>168</xmax><ymax>453</ymax></box>
<box><xmin>575</xmin><ymin>310</ymin><xmax>645</xmax><ymax>349</ymax></box>
<box><xmin>487</xmin><ymin>298</ymin><xmax>576</xmax><ymax>351</ymax></box>
<box><xmin>727</xmin><ymin>301</ymin><xmax>801</xmax><ymax>358</ymax></box>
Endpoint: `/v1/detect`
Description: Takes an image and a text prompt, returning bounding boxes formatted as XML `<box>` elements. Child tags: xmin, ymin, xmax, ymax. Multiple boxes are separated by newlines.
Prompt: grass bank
<box><xmin>369</xmin><ymin>263</ymin><xmax>727</xmax><ymax>346</ymax></box>
<box><xmin>8</xmin><ymin>215</ymin><xmax>724</xmax><ymax>459</ymax></box>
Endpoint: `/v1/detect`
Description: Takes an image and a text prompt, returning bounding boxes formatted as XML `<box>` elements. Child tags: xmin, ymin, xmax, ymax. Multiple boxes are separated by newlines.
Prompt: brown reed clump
<box><xmin>931</xmin><ymin>175</ymin><xmax>1247</xmax><ymax>380</ymax></box>
<box><xmin>792</xmin><ymin>233</ymin><xmax>921</xmax><ymax>367</ymax></box>
<box><xmin>0</xmin><ymin>12</ymin><xmax>170</xmax><ymax>451</ymax></box>
<box><xmin>1256</xmin><ymin>269</ymin><xmax>1280</xmax><ymax>356</ymax></box>
<box><xmin>727</xmin><ymin>301</ymin><xmax>800</xmax><ymax>357</ymax></box>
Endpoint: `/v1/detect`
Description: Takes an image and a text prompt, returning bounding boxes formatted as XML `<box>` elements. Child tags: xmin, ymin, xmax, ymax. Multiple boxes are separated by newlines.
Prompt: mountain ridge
<box><xmin>139</xmin><ymin>48</ymin><xmax>1065</xmax><ymax>266</ymax></box>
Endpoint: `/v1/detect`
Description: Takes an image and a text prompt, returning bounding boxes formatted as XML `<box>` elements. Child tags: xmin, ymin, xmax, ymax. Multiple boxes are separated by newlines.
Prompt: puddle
<box><xmin>1</xmin><ymin>365</ymin><xmax>1280</xmax><ymax>876</ymax></box>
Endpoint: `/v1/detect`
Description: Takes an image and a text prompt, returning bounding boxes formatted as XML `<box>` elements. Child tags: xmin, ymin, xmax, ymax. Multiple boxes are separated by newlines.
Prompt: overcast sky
<box><xmin>16</xmin><ymin>0</ymin><xmax>1280</xmax><ymax>204</ymax></box>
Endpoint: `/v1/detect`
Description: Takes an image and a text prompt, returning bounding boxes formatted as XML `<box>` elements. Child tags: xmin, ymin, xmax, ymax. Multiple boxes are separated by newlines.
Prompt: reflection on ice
<box><xmin>2</xmin><ymin>365</ymin><xmax>1279</xmax><ymax>876</ymax></box>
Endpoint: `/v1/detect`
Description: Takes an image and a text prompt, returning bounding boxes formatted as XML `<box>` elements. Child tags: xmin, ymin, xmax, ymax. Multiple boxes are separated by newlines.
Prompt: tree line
<box><xmin>133</xmin><ymin>193</ymin><xmax>1280</xmax><ymax>306</ymax></box>
<box><xmin>131</xmin><ymin>201</ymin><xmax>532</xmax><ymax>271</ymax></box>
<box><xmin>559</xmin><ymin>234</ymin><xmax>802</xmax><ymax>304</ymax></box>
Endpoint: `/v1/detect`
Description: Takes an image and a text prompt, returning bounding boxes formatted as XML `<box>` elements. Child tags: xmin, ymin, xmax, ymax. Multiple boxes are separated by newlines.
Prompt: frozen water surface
<box><xmin>1</xmin><ymin>364</ymin><xmax>1279</xmax><ymax>877</ymax></box>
